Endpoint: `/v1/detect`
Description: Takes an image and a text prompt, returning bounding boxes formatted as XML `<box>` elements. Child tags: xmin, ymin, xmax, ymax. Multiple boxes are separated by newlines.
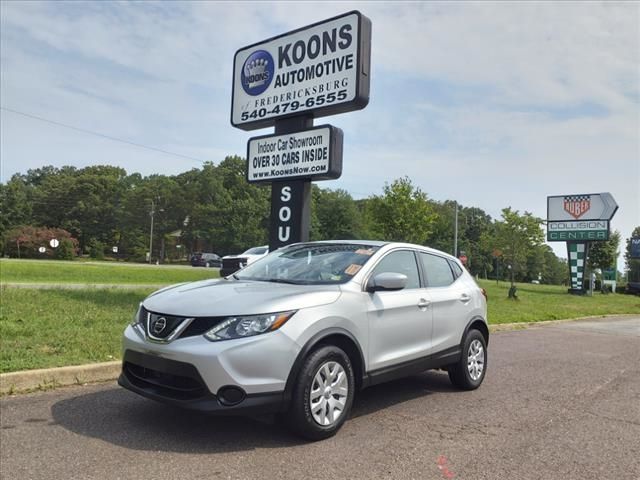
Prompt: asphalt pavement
<box><xmin>2</xmin><ymin>316</ymin><xmax>639</xmax><ymax>480</ymax></box>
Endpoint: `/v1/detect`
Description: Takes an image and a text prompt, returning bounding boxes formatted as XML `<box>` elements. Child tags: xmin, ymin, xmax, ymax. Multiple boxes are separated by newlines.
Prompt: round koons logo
<box><xmin>241</xmin><ymin>50</ymin><xmax>274</xmax><ymax>96</ymax></box>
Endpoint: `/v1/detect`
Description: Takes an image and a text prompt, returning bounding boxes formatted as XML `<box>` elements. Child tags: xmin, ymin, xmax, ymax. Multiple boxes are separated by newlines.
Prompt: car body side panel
<box><xmin>364</xmin><ymin>288</ymin><xmax>433</xmax><ymax>370</ymax></box>
<box><xmin>278</xmin><ymin>290</ymin><xmax>370</xmax><ymax>371</ymax></box>
<box><xmin>430</xmin><ymin>274</ymin><xmax>486</xmax><ymax>353</ymax></box>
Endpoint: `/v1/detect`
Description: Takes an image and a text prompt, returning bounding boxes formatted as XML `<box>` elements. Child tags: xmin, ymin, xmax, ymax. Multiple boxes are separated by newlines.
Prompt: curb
<box><xmin>1</xmin><ymin>361</ymin><xmax>121</xmax><ymax>396</ymax></box>
<box><xmin>1</xmin><ymin>315</ymin><xmax>635</xmax><ymax>396</ymax></box>
<box><xmin>488</xmin><ymin>313</ymin><xmax>637</xmax><ymax>333</ymax></box>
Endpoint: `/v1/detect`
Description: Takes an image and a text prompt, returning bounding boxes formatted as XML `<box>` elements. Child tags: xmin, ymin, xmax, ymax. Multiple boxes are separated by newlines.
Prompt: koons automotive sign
<box><xmin>231</xmin><ymin>11</ymin><xmax>371</xmax><ymax>130</ymax></box>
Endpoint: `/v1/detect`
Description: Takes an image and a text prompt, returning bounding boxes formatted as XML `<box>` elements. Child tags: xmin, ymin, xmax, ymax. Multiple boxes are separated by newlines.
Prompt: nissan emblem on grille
<box><xmin>152</xmin><ymin>317</ymin><xmax>167</xmax><ymax>335</ymax></box>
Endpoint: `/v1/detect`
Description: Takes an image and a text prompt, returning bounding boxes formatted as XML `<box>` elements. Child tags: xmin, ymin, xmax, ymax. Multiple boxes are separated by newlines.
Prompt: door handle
<box><xmin>418</xmin><ymin>298</ymin><xmax>431</xmax><ymax>309</ymax></box>
<box><xmin>459</xmin><ymin>293</ymin><xmax>471</xmax><ymax>303</ymax></box>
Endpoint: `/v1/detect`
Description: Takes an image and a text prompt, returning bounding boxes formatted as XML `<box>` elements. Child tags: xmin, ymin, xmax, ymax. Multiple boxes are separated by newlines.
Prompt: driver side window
<box><xmin>370</xmin><ymin>250</ymin><xmax>420</xmax><ymax>289</ymax></box>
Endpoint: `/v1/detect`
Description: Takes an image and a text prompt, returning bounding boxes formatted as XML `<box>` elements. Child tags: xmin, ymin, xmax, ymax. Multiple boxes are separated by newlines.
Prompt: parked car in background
<box><xmin>220</xmin><ymin>245</ymin><xmax>269</xmax><ymax>276</ymax></box>
<box><xmin>190</xmin><ymin>252</ymin><xmax>222</xmax><ymax>268</ymax></box>
<box><xmin>120</xmin><ymin>240</ymin><xmax>488</xmax><ymax>440</ymax></box>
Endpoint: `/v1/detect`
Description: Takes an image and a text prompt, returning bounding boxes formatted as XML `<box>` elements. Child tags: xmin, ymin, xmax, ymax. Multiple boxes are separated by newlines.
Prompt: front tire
<box><xmin>286</xmin><ymin>345</ymin><xmax>355</xmax><ymax>441</ymax></box>
<box><xmin>448</xmin><ymin>329</ymin><xmax>487</xmax><ymax>390</ymax></box>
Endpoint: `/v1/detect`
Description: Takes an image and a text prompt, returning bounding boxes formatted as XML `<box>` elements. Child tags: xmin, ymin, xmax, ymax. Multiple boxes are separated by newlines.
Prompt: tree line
<box><xmin>1</xmin><ymin>155</ymin><xmax>626</xmax><ymax>285</ymax></box>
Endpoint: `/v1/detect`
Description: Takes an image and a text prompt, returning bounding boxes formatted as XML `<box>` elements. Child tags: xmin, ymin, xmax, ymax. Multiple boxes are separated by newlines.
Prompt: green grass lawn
<box><xmin>0</xmin><ymin>258</ymin><xmax>219</xmax><ymax>285</ymax></box>
<box><xmin>0</xmin><ymin>281</ymin><xmax>638</xmax><ymax>373</ymax></box>
<box><xmin>479</xmin><ymin>280</ymin><xmax>640</xmax><ymax>323</ymax></box>
<box><xmin>0</xmin><ymin>287</ymin><xmax>153</xmax><ymax>373</ymax></box>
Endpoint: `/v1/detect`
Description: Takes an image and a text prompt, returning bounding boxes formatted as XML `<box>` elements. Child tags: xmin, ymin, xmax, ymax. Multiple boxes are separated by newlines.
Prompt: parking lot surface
<box><xmin>2</xmin><ymin>316</ymin><xmax>639</xmax><ymax>480</ymax></box>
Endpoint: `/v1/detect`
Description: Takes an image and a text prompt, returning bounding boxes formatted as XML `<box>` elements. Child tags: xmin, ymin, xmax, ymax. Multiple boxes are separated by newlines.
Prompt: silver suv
<box><xmin>119</xmin><ymin>241</ymin><xmax>488</xmax><ymax>440</ymax></box>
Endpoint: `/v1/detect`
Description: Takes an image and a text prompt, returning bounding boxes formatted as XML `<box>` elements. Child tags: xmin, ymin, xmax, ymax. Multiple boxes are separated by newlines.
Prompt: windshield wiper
<box><xmin>262</xmin><ymin>278</ymin><xmax>303</xmax><ymax>285</ymax></box>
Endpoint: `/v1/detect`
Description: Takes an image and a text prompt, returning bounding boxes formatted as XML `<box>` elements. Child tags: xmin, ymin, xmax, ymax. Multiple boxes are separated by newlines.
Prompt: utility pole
<box><xmin>453</xmin><ymin>201</ymin><xmax>458</xmax><ymax>257</ymax></box>
<box><xmin>149</xmin><ymin>198</ymin><xmax>155</xmax><ymax>264</ymax></box>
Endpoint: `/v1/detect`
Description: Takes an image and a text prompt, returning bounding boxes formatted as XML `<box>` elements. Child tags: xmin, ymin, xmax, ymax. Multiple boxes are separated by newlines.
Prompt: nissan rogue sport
<box><xmin>119</xmin><ymin>241</ymin><xmax>488</xmax><ymax>440</ymax></box>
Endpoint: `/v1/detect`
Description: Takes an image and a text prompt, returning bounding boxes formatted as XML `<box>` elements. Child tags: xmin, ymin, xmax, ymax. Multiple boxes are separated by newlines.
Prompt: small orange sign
<box><xmin>344</xmin><ymin>264</ymin><xmax>362</xmax><ymax>275</ymax></box>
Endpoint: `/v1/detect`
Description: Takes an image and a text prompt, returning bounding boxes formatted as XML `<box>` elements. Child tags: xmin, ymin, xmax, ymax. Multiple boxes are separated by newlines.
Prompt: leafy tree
<box><xmin>181</xmin><ymin>158</ymin><xmax>269</xmax><ymax>255</ymax></box>
<box><xmin>28</xmin><ymin>165</ymin><xmax>126</xmax><ymax>252</ymax></box>
<box><xmin>55</xmin><ymin>238</ymin><xmax>76</xmax><ymax>260</ymax></box>
<box><xmin>0</xmin><ymin>160</ymin><xmax>571</xmax><ymax>281</ymax></box>
<box><xmin>588</xmin><ymin>231</ymin><xmax>621</xmax><ymax>271</ymax></box>
<box><xmin>541</xmin><ymin>246</ymin><xmax>568</xmax><ymax>285</ymax></box>
<box><xmin>525</xmin><ymin>244</ymin><xmax>547</xmax><ymax>282</ymax></box>
<box><xmin>625</xmin><ymin>226</ymin><xmax>640</xmax><ymax>284</ymax></box>
<box><xmin>366</xmin><ymin>177</ymin><xmax>438</xmax><ymax>244</ymax></box>
<box><xmin>492</xmin><ymin>208</ymin><xmax>544</xmax><ymax>289</ymax></box>
<box><xmin>0</xmin><ymin>176</ymin><xmax>34</xmax><ymax>235</ymax></box>
<box><xmin>88</xmin><ymin>239</ymin><xmax>105</xmax><ymax>260</ymax></box>
<box><xmin>311</xmin><ymin>187</ymin><xmax>362</xmax><ymax>240</ymax></box>
<box><xmin>425</xmin><ymin>201</ymin><xmax>495</xmax><ymax>277</ymax></box>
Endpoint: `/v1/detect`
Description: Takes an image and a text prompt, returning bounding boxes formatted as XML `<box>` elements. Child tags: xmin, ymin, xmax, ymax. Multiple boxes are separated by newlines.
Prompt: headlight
<box><xmin>203</xmin><ymin>311</ymin><xmax>296</xmax><ymax>342</ymax></box>
<box><xmin>131</xmin><ymin>303</ymin><xmax>143</xmax><ymax>327</ymax></box>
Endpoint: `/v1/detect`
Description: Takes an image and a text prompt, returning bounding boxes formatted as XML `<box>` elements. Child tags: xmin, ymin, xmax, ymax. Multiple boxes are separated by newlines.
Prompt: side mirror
<box><xmin>366</xmin><ymin>272</ymin><xmax>408</xmax><ymax>292</ymax></box>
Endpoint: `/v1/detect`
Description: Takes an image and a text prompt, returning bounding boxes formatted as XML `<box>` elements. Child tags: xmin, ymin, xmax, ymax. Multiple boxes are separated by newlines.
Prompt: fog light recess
<box><xmin>217</xmin><ymin>386</ymin><xmax>246</xmax><ymax>406</ymax></box>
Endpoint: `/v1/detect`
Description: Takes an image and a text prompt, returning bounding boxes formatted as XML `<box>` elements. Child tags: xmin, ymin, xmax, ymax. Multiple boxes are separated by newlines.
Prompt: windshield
<box><xmin>235</xmin><ymin>243</ymin><xmax>381</xmax><ymax>284</ymax></box>
<box><xmin>243</xmin><ymin>247</ymin><xmax>268</xmax><ymax>255</ymax></box>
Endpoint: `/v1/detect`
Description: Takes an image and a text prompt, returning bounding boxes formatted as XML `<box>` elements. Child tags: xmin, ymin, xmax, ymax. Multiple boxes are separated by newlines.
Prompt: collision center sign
<box><xmin>231</xmin><ymin>11</ymin><xmax>371</xmax><ymax>130</ymax></box>
<box><xmin>546</xmin><ymin>192</ymin><xmax>618</xmax><ymax>242</ymax></box>
<box><xmin>247</xmin><ymin>125</ymin><xmax>343</xmax><ymax>183</ymax></box>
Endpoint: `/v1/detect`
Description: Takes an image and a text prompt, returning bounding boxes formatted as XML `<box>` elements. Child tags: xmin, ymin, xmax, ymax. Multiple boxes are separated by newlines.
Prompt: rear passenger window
<box><xmin>448</xmin><ymin>260</ymin><xmax>464</xmax><ymax>279</ymax></box>
<box><xmin>370</xmin><ymin>250</ymin><xmax>420</xmax><ymax>289</ymax></box>
<box><xmin>420</xmin><ymin>253</ymin><xmax>455</xmax><ymax>287</ymax></box>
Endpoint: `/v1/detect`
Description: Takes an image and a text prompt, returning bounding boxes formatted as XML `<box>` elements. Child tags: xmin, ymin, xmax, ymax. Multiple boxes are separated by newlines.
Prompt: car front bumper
<box><xmin>120</xmin><ymin>325</ymin><xmax>301</xmax><ymax>414</ymax></box>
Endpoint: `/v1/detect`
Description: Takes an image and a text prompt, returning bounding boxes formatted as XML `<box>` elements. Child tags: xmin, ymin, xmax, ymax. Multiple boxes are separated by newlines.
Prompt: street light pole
<box><xmin>453</xmin><ymin>201</ymin><xmax>458</xmax><ymax>257</ymax></box>
<box><xmin>149</xmin><ymin>199</ymin><xmax>155</xmax><ymax>264</ymax></box>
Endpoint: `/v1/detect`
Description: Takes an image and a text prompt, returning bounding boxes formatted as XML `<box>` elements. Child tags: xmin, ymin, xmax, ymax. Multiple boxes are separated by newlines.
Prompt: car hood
<box><xmin>142</xmin><ymin>278</ymin><xmax>341</xmax><ymax>317</ymax></box>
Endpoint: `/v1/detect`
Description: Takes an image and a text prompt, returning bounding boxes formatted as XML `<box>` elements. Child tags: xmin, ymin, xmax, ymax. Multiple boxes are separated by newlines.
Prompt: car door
<box><xmin>365</xmin><ymin>249</ymin><xmax>433</xmax><ymax>370</ymax></box>
<box><xmin>418</xmin><ymin>252</ymin><xmax>473</xmax><ymax>353</ymax></box>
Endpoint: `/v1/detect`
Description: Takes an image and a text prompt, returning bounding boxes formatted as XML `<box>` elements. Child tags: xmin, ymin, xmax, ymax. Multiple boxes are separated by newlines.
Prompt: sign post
<box><xmin>231</xmin><ymin>11</ymin><xmax>372</xmax><ymax>251</ymax></box>
<box><xmin>547</xmin><ymin>192</ymin><xmax>618</xmax><ymax>294</ymax></box>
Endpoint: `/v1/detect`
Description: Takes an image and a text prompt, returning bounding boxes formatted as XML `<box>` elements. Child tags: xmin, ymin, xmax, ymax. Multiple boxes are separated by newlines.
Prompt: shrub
<box><xmin>55</xmin><ymin>238</ymin><xmax>75</xmax><ymax>260</ymax></box>
<box><xmin>3</xmin><ymin>226</ymin><xmax>78</xmax><ymax>259</ymax></box>
<box><xmin>88</xmin><ymin>239</ymin><xmax>105</xmax><ymax>260</ymax></box>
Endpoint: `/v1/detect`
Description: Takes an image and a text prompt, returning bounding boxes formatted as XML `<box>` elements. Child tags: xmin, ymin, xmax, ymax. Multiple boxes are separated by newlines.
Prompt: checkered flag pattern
<box><xmin>568</xmin><ymin>242</ymin><xmax>587</xmax><ymax>290</ymax></box>
<box><xmin>564</xmin><ymin>195</ymin><xmax>590</xmax><ymax>202</ymax></box>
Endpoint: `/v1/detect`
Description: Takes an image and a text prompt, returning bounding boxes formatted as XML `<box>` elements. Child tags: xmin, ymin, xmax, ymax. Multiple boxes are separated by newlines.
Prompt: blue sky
<box><xmin>1</xmin><ymin>1</ymin><xmax>638</xmax><ymax>268</ymax></box>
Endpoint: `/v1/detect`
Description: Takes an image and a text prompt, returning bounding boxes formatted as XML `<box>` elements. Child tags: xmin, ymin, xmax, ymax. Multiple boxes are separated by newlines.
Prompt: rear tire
<box><xmin>448</xmin><ymin>329</ymin><xmax>487</xmax><ymax>390</ymax></box>
<box><xmin>285</xmin><ymin>345</ymin><xmax>354</xmax><ymax>441</ymax></box>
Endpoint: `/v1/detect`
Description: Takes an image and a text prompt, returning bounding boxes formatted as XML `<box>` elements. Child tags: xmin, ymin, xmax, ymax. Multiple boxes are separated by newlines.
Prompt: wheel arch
<box><xmin>462</xmin><ymin>316</ymin><xmax>489</xmax><ymax>347</ymax></box>
<box><xmin>283</xmin><ymin>328</ymin><xmax>366</xmax><ymax>405</ymax></box>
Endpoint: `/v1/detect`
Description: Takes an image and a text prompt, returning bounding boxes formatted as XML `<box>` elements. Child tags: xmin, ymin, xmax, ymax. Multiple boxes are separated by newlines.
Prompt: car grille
<box><xmin>144</xmin><ymin>309</ymin><xmax>184</xmax><ymax>340</ymax></box>
<box><xmin>142</xmin><ymin>307</ymin><xmax>225</xmax><ymax>340</ymax></box>
<box><xmin>123</xmin><ymin>351</ymin><xmax>208</xmax><ymax>400</ymax></box>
